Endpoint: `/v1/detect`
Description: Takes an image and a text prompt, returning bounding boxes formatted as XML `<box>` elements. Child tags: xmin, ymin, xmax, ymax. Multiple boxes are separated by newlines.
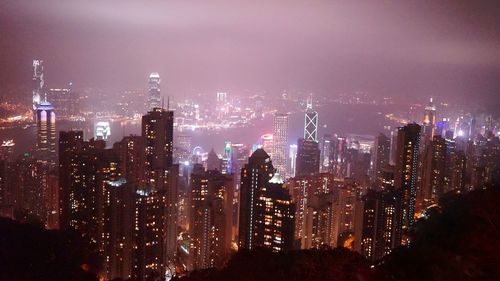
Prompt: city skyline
<box><xmin>1</xmin><ymin>1</ymin><xmax>499</xmax><ymax>110</ymax></box>
<box><xmin>0</xmin><ymin>1</ymin><xmax>499</xmax><ymax>281</ymax></box>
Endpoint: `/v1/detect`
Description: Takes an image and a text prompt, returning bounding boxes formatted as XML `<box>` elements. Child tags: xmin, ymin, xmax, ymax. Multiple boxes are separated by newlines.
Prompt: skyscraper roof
<box><xmin>37</xmin><ymin>100</ymin><xmax>54</xmax><ymax>111</ymax></box>
<box><xmin>251</xmin><ymin>148</ymin><xmax>270</xmax><ymax>159</ymax></box>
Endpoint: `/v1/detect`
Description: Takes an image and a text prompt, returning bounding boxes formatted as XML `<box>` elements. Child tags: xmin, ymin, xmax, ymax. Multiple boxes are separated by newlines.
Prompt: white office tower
<box><xmin>272</xmin><ymin>113</ymin><xmax>289</xmax><ymax>178</ymax></box>
<box><xmin>148</xmin><ymin>72</ymin><xmax>161</xmax><ymax>110</ymax></box>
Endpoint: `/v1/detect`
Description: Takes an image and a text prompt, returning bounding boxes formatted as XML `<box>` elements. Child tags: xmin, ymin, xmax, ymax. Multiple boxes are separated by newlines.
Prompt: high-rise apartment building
<box><xmin>103</xmin><ymin>178</ymin><xmax>134</xmax><ymax>280</ymax></box>
<box><xmin>238</xmin><ymin>149</ymin><xmax>295</xmax><ymax>252</ymax></box>
<box><xmin>288</xmin><ymin>173</ymin><xmax>334</xmax><ymax>249</ymax></box>
<box><xmin>58</xmin><ymin>135</ymin><xmax>117</xmax><ymax>244</ymax></box>
<box><xmin>421</xmin><ymin>135</ymin><xmax>446</xmax><ymax>207</ymax></box>
<box><xmin>394</xmin><ymin>123</ymin><xmax>421</xmax><ymax>231</ymax></box>
<box><xmin>258</xmin><ymin>174</ymin><xmax>295</xmax><ymax>252</ymax></box>
<box><xmin>189</xmin><ymin>169</ymin><xmax>234</xmax><ymax>270</ymax></box>
<box><xmin>356</xmin><ymin>188</ymin><xmax>401</xmax><ymax>261</ymax></box>
<box><xmin>141</xmin><ymin>107</ymin><xmax>178</xmax><ymax>270</ymax></box>
<box><xmin>238</xmin><ymin>149</ymin><xmax>274</xmax><ymax>250</ymax></box>
<box><xmin>142</xmin><ymin>107</ymin><xmax>174</xmax><ymax>190</ymax></box>
<box><xmin>133</xmin><ymin>188</ymin><xmax>168</xmax><ymax>279</ymax></box>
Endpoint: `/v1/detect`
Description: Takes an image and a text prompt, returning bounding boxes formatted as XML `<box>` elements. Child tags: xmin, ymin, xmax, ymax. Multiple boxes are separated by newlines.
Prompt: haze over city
<box><xmin>1</xmin><ymin>0</ymin><xmax>500</xmax><ymax>108</ymax></box>
<box><xmin>0</xmin><ymin>1</ymin><xmax>499</xmax><ymax>281</ymax></box>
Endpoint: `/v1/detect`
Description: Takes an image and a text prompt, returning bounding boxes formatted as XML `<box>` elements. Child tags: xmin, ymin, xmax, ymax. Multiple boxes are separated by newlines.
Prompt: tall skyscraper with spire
<box><xmin>272</xmin><ymin>113</ymin><xmax>289</xmax><ymax>178</ymax></box>
<box><xmin>304</xmin><ymin>96</ymin><xmax>318</xmax><ymax>142</ymax></box>
<box><xmin>296</xmin><ymin>96</ymin><xmax>320</xmax><ymax>177</ymax></box>
<box><xmin>32</xmin><ymin>60</ymin><xmax>44</xmax><ymax>111</ymax></box>
<box><xmin>36</xmin><ymin>100</ymin><xmax>56</xmax><ymax>168</ymax></box>
<box><xmin>148</xmin><ymin>72</ymin><xmax>161</xmax><ymax>110</ymax></box>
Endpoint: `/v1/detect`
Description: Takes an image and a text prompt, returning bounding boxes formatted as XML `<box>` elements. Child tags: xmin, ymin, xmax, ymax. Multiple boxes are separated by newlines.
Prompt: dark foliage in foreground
<box><xmin>377</xmin><ymin>185</ymin><xmax>500</xmax><ymax>281</ymax></box>
<box><xmin>175</xmin><ymin>247</ymin><xmax>372</xmax><ymax>281</ymax></box>
<box><xmin>0</xmin><ymin>218</ymin><xmax>102</xmax><ymax>281</ymax></box>
<box><xmin>175</xmin><ymin>186</ymin><xmax>500</xmax><ymax>281</ymax></box>
<box><xmin>0</xmin><ymin>186</ymin><xmax>497</xmax><ymax>281</ymax></box>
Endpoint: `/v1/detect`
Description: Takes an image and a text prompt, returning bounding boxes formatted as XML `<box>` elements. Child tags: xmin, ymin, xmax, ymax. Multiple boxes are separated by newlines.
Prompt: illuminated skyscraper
<box><xmin>32</xmin><ymin>59</ymin><xmax>44</xmax><ymax>111</ymax></box>
<box><xmin>141</xmin><ymin>107</ymin><xmax>178</xmax><ymax>266</ymax></box>
<box><xmin>142</xmin><ymin>107</ymin><xmax>174</xmax><ymax>187</ymax></box>
<box><xmin>148</xmin><ymin>72</ymin><xmax>161</xmax><ymax>110</ymax></box>
<box><xmin>304</xmin><ymin>96</ymin><xmax>318</xmax><ymax>142</ymax></box>
<box><xmin>133</xmin><ymin>188</ymin><xmax>168</xmax><ymax>279</ymax></box>
<box><xmin>238</xmin><ymin>149</ymin><xmax>295</xmax><ymax>251</ymax></box>
<box><xmin>238</xmin><ymin>149</ymin><xmax>274</xmax><ymax>250</ymax></box>
<box><xmin>58</xmin><ymin>131</ymin><xmax>84</xmax><ymax>229</ymax></box>
<box><xmin>36</xmin><ymin>100</ymin><xmax>56</xmax><ymax>168</ymax></box>
<box><xmin>238</xmin><ymin>149</ymin><xmax>295</xmax><ymax>252</ymax></box>
<box><xmin>394</xmin><ymin>123</ymin><xmax>421</xmax><ymax>231</ymax></box>
<box><xmin>258</xmin><ymin>174</ymin><xmax>295</xmax><ymax>252</ymax></box>
<box><xmin>58</xmin><ymin>135</ymin><xmax>116</xmax><ymax>244</ymax></box>
<box><xmin>272</xmin><ymin>113</ymin><xmax>288</xmax><ymax>178</ymax></box>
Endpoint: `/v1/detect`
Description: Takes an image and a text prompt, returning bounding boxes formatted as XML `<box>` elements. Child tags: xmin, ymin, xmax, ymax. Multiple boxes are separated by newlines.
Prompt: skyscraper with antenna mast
<box><xmin>32</xmin><ymin>59</ymin><xmax>44</xmax><ymax>112</ymax></box>
<box><xmin>304</xmin><ymin>95</ymin><xmax>318</xmax><ymax>142</ymax></box>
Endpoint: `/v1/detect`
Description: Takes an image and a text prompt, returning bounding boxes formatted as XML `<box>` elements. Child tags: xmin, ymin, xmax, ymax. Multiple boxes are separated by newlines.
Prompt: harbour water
<box><xmin>1</xmin><ymin>103</ymin><xmax>395</xmax><ymax>157</ymax></box>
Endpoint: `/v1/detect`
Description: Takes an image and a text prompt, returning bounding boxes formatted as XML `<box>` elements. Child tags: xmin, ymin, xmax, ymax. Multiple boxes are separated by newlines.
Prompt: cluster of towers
<box><xmin>1</xmin><ymin>60</ymin><xmax>499</xmax><ymax>280</ymax></box>
<box><xmin>58</xmin><ymin>107</ymin><xmax>178</xmax><ymax>279</ymax></box>
<box><xmin>261</xmin><ymin>96</ymin><xmax>500</xmax><ymax>261</ymax></box>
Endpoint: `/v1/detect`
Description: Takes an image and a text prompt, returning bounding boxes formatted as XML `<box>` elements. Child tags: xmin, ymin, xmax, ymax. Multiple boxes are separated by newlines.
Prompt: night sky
<box><xmin>1</xmin><ymin>0</ymin><xmax>499</xmax><ymax>107</ymax></box>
